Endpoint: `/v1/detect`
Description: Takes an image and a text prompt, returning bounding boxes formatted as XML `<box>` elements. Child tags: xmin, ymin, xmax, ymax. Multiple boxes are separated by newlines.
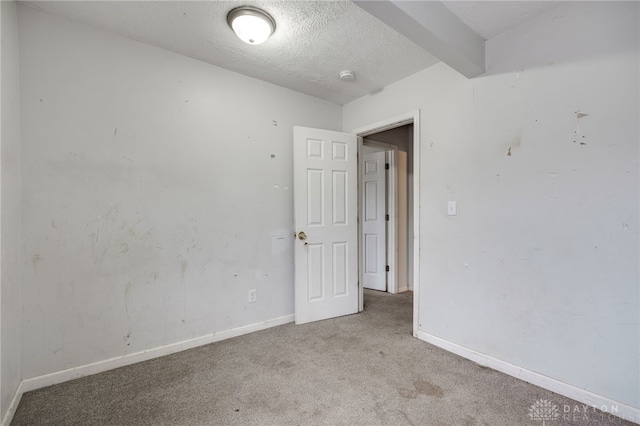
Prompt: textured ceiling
<box><xmin>24</xmin><ymin>0</ymin><xmax>441</xmax><ymax>105</ymax></box>
<box><xmin>23</xmin><ymin>1</ymin><xmax>565</xmax><ymax>105</ymax></box>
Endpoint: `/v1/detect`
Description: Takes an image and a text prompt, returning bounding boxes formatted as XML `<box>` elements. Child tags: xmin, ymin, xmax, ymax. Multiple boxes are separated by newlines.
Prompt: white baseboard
<box><xmin>20</xmin><ymin>314</ymin><xmax>294</xmax><ymax>394</ymax></box>
<box><xmin>417</xmin><ymin>331</ymin><xmax>640</xmax><ymax>425</ymax></box>
<box><xmin>1</xmin><ymin>380</ymin><xmax>24</xmax><ymax>426</ymax></box>
<box><xmin>397</xmin><ymin>285</ymin><xmax>409</xmax><ymax>293</ymax></box>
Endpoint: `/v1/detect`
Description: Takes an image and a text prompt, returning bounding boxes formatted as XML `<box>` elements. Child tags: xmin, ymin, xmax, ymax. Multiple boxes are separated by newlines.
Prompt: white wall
<box><xmin>18</xmin><ymin>5</ymin><xmax>341</xmax><ymax>380</ymax></box>
<box><xmin>344</xmin><ymin>1</ymin><xmax>639</xmax><ymax>411</ymax></box>
<box><xmin>0</xmin><ymin>0</ymin><xmax>23</xmax><ymax>422</ymax></box>
<box><xmin>395</xmin><ymin>150</ymin><xmax>408</xmax><ymax>292</ymax></box>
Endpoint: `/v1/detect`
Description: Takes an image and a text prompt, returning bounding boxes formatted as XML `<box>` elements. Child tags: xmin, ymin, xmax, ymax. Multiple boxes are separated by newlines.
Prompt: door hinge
<box><xmin>385</xmin><ymin>214</ymin><xmax>389</xmax><ymax>221</ymax></box>
<box><xmin>385</xmin><ymin>163</ymin><xmax>389</xmax><ymax>170</ymax></box>
<box><xmin>386</xmin><ymin>265</ymin><xmax>390</xmax><ymax>272</ymax></box>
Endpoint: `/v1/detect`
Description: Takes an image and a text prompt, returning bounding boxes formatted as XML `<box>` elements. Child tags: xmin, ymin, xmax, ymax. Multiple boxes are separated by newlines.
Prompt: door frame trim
<box><xmin>350</xmin><ymin>110</ymin><xmax>421</xmax><ymax>337</ymax></box>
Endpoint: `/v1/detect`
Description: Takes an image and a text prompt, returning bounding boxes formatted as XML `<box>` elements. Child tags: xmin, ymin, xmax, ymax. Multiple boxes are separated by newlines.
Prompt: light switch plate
<box><xmin>448</xmin><ymin>201</ymin><xmax>457</xmax><ymax>216</ymax></box>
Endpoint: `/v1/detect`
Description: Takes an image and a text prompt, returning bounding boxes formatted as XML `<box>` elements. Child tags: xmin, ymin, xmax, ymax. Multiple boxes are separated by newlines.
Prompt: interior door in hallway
<box><xmin>293</xmin><ymin>126</ymin><xmax>358</xmax><ymax>325</ymax></box>
<box><xmin>361</xmin><ymin>151</ymin><xmax>387</xmax><ymax>291</ymax></box>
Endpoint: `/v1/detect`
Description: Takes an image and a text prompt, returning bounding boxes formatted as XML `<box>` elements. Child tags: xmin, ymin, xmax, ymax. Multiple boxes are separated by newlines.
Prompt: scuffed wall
<box><xmin>344</xmin><ymin>1</ymin><xmax>639</xmax><ymax>410</ymax></box>
<box><xmin>18</xmin><ymin>5</ymin><xmax>341</xmax><ymax>379</ymax></box>
<box><xmin>1</xmin><ymin>0</ymin><xmax>23</xmax><ymax>420</ymax></box>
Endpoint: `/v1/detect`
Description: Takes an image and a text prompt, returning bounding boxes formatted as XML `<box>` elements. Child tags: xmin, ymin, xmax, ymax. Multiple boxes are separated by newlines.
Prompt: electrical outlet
<box><xmin>248</xmin><ymin>289</ymin><xmax>257</xmax><ymax>303</ymax></box>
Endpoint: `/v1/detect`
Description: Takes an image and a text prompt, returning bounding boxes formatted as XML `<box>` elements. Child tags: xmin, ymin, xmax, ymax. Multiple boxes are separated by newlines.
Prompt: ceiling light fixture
<box><xmin>227</xmin><ymin>6</ymin><xmax>276</xmax><ymax>45</ymax></box>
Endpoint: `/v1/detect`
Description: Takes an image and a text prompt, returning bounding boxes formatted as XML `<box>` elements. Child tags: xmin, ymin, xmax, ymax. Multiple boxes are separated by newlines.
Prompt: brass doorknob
<box><xmin>298</xmin><ymin>231</ymin><xmax>307</xmax><ymax>240</ymax></box>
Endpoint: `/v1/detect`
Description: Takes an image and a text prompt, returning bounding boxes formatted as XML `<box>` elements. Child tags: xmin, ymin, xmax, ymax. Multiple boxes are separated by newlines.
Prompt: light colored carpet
<box><xmin>12</xmin><ymin>290</ymin><xmax>633</xmax><ymax>425</ymax></box>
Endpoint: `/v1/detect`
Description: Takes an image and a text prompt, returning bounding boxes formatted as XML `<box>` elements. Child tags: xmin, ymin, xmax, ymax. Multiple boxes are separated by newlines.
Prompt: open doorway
<box><xmin>353</xmin><ymin>111</ymin><xmax>420</xmax><ymax>337</ymax></box>
<box><xmin>359</xmin><ymin>125</ymin><xmax>413</xmax><ymax>294</ymax></box>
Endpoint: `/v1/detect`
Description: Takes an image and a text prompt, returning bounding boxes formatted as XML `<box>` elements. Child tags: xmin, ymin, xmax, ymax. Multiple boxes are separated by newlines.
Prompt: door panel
<box><xmin>333</xmin><ymin>171</ymin><xmax>347</xmax><ymax>225</ymax></box>
<box><xmin>293</xmin><ymin>126</ymin><xmax>358</xmax><ymax>325</ymax></box>
<box><xmin>361</xmin><ymin>151</ymin><xmax>387</xmax><ymax>291</ymax></box>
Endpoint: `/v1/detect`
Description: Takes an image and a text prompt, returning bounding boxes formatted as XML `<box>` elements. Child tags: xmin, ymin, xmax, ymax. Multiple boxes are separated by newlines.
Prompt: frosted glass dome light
<box><xmin>227</xmin><ymin>6</ymin><xmax>276</xmax><ymax>45</ymax></box>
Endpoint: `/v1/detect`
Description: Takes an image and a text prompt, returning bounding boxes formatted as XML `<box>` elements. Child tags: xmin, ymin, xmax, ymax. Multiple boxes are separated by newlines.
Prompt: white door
<box><xmin>293</xmin><ymin>126</ymin><xmax>358</xmax><ymax>325</ymax></box>
<box><xmin>361</xmin><ymin>151</ymin><xmax>387</xmax><ymax>291</ymax></box>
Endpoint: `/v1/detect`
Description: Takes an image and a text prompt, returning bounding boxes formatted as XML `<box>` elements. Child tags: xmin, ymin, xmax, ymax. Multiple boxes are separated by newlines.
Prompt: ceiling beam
<box><xmin>353</xmin><ymin>0</ymin><xmax>485</xmax><ymax>78</ymax></box>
